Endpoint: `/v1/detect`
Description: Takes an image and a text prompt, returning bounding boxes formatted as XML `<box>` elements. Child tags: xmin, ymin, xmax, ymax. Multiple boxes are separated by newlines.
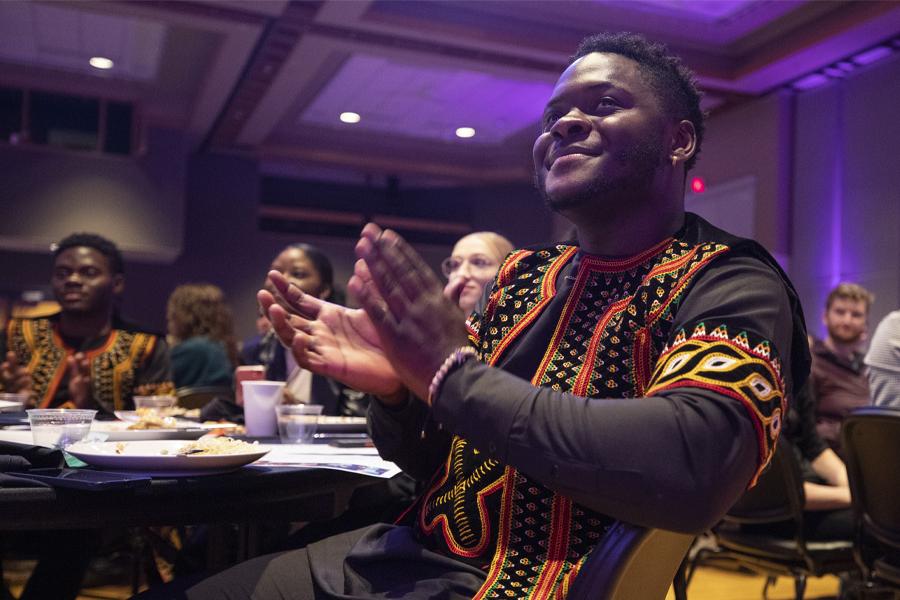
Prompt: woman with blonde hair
<box><xmin>166</xmin><ymin>283</ymin><xmax>238</xmax><ymax>389</ymax></box>
<box><xmin>441</xmin><ymin>231</ymin><xmax>514</xmax><ymax>315</ymax></box>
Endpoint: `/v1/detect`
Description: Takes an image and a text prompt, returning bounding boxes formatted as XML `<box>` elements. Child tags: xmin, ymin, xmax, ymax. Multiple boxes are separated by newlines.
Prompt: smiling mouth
<box><xmin>547</xmin><ymin>148</ymin><xmax>599</xmax><ymax>168</ymax></box>
<box><xmin>548</xmin><ymin>152</ymin><xmax>596</xmax><ymax>170</ymax></box>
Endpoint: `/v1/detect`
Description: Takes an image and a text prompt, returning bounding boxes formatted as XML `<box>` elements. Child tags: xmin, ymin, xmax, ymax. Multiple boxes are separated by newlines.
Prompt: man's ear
<box><xmin>670</xmin><ymin>119</ymin><xmax>697</xmax><ymax>167</ymax></box>
<box><xmin>112</xmin><ymin>273</ymin><xmax>125</xmax><ymax>296</ymax></box>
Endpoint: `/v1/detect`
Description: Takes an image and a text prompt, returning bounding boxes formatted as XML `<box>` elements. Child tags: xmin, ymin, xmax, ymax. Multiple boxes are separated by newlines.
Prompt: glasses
<box><xmin>441</xmin><ymin>254</ymin><xmax>498</xmax><ymax>278</ymax></box>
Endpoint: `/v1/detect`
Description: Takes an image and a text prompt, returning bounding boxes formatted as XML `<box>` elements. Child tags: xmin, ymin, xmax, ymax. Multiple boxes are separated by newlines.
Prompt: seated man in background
<box><xmin>154</xmin><ymin>32</ymin><xmax>811</xmax><ymax>599</ymax></box>
<box><xmin>0</xmin><ymin>233</ymin><xmax>172</xmax><ymax>600</ymax></box>
<box><xmin>865</xmin><ymin>309</ymin><xmax>900</xmax><ymax>408</ymax></box>
<box><xmin>810</xmin><ymin>283</ymin><xmax>874</xmax><ymax>456</ymax></box>
<box><xmin>0</xmin><ymin>232</ymin><xmax>171</xmax><ymax>413</ymax></box>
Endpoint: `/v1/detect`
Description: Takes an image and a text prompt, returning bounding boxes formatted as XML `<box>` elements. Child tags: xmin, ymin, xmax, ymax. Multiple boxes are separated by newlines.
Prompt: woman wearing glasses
<box><xmin>441</xmin><ymin>232</ymin><xmax>514</xmax><ymax>315</ymax></box>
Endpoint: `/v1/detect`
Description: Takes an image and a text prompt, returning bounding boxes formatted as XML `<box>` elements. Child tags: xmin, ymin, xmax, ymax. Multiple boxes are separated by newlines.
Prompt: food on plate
<box><xmin>174</xmin><ymin>437</ymin><xmax>259</xmax><ymax>456</ymax></box>
<box><xmin>127</xmin><ymin>410</ymin><xmax>178</xmax><ymax>430</ymax></box>
<box><xmin>110</xmin><ymin>437</ymin><xmax>259</xmax><ymax>457</ymax></box>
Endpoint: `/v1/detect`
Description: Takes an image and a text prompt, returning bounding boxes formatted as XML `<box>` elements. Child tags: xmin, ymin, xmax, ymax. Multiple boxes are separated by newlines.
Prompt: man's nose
<box><xmin>550</xmin><ymin>109</ymin><xmax>590</xmax><ymax>139</ymax></box>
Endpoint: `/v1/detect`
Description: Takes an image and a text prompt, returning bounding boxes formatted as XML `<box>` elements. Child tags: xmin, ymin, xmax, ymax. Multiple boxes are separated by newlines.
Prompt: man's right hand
<box><xmin>259</xmin><ymin>270</ymin><xmax>405</xmax><ymax>402</ymax></box>
<box><xmin>1</xmin><ymin>351</ymin><xmax>33</xmax><ymax>400</ymax></box>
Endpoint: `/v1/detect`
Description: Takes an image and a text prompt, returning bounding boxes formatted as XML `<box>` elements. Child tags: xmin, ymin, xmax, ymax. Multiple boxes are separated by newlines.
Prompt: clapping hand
<box><xmin>67</xmin><ymin>352</ymin><xmax>92</xmax><ymax>408</ymax></box>
<box><xmin>349</xmin><ymin>223</ymin><xmax>469</xmax><ymax>402</ymax></box>
<box><xmin>259</xmin><ymin>269</ymin><xmax>405</xmax><ymax>401</ymax></box>
<box><xmin>1</xmin><ymin>351</ymin><xmax>34</xmax><ymax>406</ymax></box>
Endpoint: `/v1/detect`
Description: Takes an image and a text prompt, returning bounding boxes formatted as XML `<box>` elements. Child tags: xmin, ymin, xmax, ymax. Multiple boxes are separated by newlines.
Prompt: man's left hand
<box><xmin>349</xmin><ymin>223</ymin><xmax>470</xmax><ymax>402</ymax></box>
<box><xmin>67</xmin><ymin>353</ymin><xmax>92</xmax><ymax>408</ymax></box>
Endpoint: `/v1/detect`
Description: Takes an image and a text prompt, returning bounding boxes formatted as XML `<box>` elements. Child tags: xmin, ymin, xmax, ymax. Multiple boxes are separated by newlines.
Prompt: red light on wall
<box><xmin>691</xmin><ymin>177</ymin><xmax>706</xmax><ymax>193</ymax></box>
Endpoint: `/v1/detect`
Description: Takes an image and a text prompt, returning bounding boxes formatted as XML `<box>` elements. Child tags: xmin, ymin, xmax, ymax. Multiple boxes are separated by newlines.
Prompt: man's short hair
<box><xmin>53</xmin><ymin>233</ymin><xmax>124</xmax><ymax>275</ymax></box>
<box><xmin>825</xmin><ymin>282</ymin><xmax>874</xmax><ymax>313</ymax></box>
<box><xmin>571</xmin><ymin>32</ymin><xmax>705</xmax><ymax>171</ymax></box>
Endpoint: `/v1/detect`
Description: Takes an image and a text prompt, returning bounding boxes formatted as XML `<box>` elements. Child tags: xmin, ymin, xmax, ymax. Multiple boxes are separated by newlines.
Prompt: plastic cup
<box><xmin>26</xmin><ymin>409</ymin><xmax>97</xmax><ymax>449</ymax></box>
<box><xmin>133</xmin><ymin>395</ymin><xmax>178</xmax><ymax>411</ymax></box>
<box><xmin>276</xmin><ymin>404</ymin><xmax>324</xmax><ymax>444</ymax></box>
<box><xmin>0</xmin><ymin>392</ymin><xmax>30</xmax><ymax>410</ymax></box>
<box><xmin>241</xmin><ymin>380</ymin><xmax>285</xmax><ymax>437</ymax></box>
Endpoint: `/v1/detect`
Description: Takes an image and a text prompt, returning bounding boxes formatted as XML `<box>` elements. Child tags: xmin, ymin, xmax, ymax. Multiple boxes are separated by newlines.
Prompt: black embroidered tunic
<box><xmin>309</xmin><ymin>213</ymin><xmax>809</xmax><ymax>600</ymax></box>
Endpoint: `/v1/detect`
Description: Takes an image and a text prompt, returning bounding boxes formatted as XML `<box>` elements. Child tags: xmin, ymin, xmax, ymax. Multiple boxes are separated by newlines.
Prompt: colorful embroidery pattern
<box><xmin>645</xmin><ymin>322</ymin><xmax>785</xmax><ymax>485</ymax></box>
<box><xmin>416</xmin><ymin>238</ymin><xmax>780</xmax><ymax>599</ymax></box>
<box><xmin>6</xmin><ymin>318</ymin><xmax>159</xmax><ymax>411</ymax></box>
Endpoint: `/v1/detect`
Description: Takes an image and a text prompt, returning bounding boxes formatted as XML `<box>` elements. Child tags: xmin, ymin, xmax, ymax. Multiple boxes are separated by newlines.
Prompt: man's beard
<box><xmin>536</xmin><ymin>139</ymin><xmax>666</xmax><ymax>213</ymax></box>
<box><xmin>827</xmin><ymin>324</ymin><xmax>865</xmax><ymax>346</ymax></box>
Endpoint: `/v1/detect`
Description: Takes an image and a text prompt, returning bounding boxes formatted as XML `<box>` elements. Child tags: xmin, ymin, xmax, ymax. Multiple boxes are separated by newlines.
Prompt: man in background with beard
<box><xmin>810</xmin><ymin>282</ymin><xmax>874</xmax><ymax>456</ymax></box>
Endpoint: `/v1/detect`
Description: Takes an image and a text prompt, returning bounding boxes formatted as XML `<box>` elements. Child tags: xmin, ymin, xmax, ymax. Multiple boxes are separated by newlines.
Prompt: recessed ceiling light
<box><xmin>455</xmin><ymin>127</ymin><xmax>475</xmax><ymax>139</ymax></box>
<box><xmin>340</xmin><ymin>112</ymin><xmax>361</xmax><ymax>124</ymax></box>
<box><xmin>89</xmin><ymin>56</ymin><xmax>114</xmax><ymax>70</ymax></box>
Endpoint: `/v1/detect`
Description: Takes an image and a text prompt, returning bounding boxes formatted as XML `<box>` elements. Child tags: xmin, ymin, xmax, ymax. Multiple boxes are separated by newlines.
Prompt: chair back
<box><xmin>724</xmin><ymin>437</ymin><xmax>805</xmax><ymax>526</ymax></box>
<box><xmin>566</xmin><ymin>521</ymin><xmax>694</xmax><ymax>600</ymax></box>
<box><xmin>842</xmin><ymin>407</ymin><xmax>900</xmax><ymax>560</ymax></box>
<box><xmin>175</xmin><ymin>385</ymin><xmax>234</xmax><ymax>410</ymax></box>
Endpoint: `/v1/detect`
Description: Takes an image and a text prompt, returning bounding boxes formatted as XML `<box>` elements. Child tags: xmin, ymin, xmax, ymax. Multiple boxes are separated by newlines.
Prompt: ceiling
<box><xmin>1</xmin><ymin>0</ymin><xmax>899</xmax><ymax>185</ymax></box>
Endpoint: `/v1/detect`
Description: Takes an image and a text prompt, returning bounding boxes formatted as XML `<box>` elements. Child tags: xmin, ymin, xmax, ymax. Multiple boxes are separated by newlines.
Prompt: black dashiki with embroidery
<box><xmin>1</xmin><ymin>314</ymin><xmax>172</xmax><ymax>413</ymax></box>
<box><xmin>275</xmin><ymin>213</ymin><xmax>809</xmax><ymax>600</ymax></box>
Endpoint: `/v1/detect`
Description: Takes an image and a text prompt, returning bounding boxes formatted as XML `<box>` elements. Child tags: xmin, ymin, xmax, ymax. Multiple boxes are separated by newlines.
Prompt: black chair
<box><xmin>566</xmin><ymin>521</ymin><xmax>694</xmax><ymax>599</ymax></box>
<box><xmin>713</xmin><ymin>437</ymin><xmax>858</xmax><ymax>599</ymax></box>
<box><xmin>175</xmin><ymin>385</ymin><xmax>234</xmax><ymax>410</ymax></box>
<box><xmin>842</xmin><ymin>407</ymin><xmax>900</xmax><ymax>593</ymax></box>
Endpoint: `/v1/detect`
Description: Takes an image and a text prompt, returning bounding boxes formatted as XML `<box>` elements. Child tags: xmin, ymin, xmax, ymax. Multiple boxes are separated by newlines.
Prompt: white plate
<box><xmin>0</xmin><ymin>400</ymin><xmax>23</xmax><ymax>412</ymax></box>
<box><xmin>317</xmin><ymin>416</ymin><xmax>367</xmax><ymax>433</ymax></box>
<box><xmin>66</xmin><ymin>440</ymin><xmax>269</xmax><ymax>476</ymax></box>
<box><xmin>114</xmin><ymin>412</ymin><xmax>240</xmax><ymax>430</ymax></box>
<box><xmin>90</xmin><ymin>421</ymin><xmax>207</xmax><ymax>441</ymax></box>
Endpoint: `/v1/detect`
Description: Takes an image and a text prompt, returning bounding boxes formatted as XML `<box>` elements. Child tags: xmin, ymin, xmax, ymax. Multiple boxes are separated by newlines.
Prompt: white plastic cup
<box><xmin>276</xmin><ymin>404</ymin><xmax>324</xmax><ymax>444</ymax></box>
<box><xmin>241</xmin><ymin>380</ymin><xmax>285</xmax><ymax>437</ymax></box>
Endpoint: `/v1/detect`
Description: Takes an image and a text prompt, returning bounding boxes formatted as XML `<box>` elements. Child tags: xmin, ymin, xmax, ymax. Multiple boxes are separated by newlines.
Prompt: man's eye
<box><xmin>542</xmin><ymin>112</ymin><xmax>560</xmax><ymax>130</ymax></box>
<box><xmin>471</xmin><ymin>257</ymin><xmax>493</xmax><ymax>269</ymax></box>
<box><xmin>596</xmin><ymin>97</ymin><xmax>619</xmax><ymax>110</ymax></box>
<box><xmin>289</xmin><ymin>271</ymin><xmax>308</xmax><ymax>279</ymax></box>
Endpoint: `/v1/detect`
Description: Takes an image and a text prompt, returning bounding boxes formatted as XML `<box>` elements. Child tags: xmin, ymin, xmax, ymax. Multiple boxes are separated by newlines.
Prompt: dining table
<box><xmin>0</xmin><ymin>416</ymin><xmax>396</xmax><ymax>567</ymax></box>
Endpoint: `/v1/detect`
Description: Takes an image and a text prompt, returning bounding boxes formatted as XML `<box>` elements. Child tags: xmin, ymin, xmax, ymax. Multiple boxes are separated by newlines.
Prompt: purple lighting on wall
<box><xmin>829</xmin><ymin>82</ymin><xmax>844</xmax><ymax>290</ymax></box>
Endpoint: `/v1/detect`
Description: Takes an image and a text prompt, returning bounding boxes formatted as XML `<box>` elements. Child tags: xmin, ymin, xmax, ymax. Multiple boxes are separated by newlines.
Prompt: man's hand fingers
<box><xmin>267</xmin><ymin>304</ymin><xmax>299</xmax><ymax>349</ymax></box>
<box><xmin>443</xmin><ymin>276</ymin><xmax>466</xmax><ymax>306</ymax></box>
<box><xmin>267</xmin><ymin>270</ymin><xmax>322</xmax><ymax>319</ymax></box>
<box><xmin>349</xmin><ymin>273</ymin><xmax>393</xmax><ymax>335</ymax></box>
<box><xmin>382</xmin><ymin>229</ymin><xmax>444</xmax><ymax>292</ymax></box>
<box><xmin>356</xmin><ymin>235</ymin><xmax>408</xmax><ymax>319</ymax></box>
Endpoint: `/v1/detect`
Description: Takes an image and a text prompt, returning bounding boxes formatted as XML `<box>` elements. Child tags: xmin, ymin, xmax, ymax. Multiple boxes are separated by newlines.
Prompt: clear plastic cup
<box><xmin>0</xmin><ymin>392</ymin><xmax>30</xmax><ymax>410</ymax></box>
<box><xmin>26</xmin><ymin>409</ymin><xmax>97</xmax><ymax>449</ymax></box>
<box><xmin>133</xmin><ymin>395</ymin><xmax>178</xmax><ymax>410</ymax></box>
<box><xmin>276</xmin><ymin>404</ymin><xmax>324</xmax><ymax>444</ymax></box>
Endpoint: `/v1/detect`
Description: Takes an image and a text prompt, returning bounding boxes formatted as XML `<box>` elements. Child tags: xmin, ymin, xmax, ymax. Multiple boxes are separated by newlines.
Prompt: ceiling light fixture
<box><xmin>455</xmin><ymin>127</ymin><xmax>475</xmax><ymax>139</ymax></box>
<box><xmin>789</xmin><ymin>36</ymin><xmax>898</xmax><ymax>92</ymax></box>
<box><xmin>89</xmin><ymin>56</ymin><xmax>114</xmax><ymax>70</ymax></box>
<box><xmin>339</xmin><ymin>112</ymin><xmax>361</xmax><ymax>124</ymax></box>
